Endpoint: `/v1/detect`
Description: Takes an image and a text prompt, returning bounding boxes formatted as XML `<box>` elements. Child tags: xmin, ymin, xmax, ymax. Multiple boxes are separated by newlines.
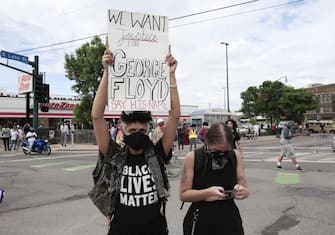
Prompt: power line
<box><xmin>171</xmin><ymin>0</ymin><xmax>304</xmax><ymax>29</ymax></box>
<box><xmin>16</xmin><ymin>33</ymin><xmax>106</xmax><ymax>54</ymax></box>
<box><xmin>15</xmin><ymin>0</ymin><xmax>303</xmax><ymax>54</ymax></box>
<box><xmin>15</xmin><ymin>0</ymin><xmax>258</xmax><ymax>54</ymax></box>
<box><xmin>169</xmin><ymin>0</ymin><xmax>259</xmax><ymax>21</ymax></box>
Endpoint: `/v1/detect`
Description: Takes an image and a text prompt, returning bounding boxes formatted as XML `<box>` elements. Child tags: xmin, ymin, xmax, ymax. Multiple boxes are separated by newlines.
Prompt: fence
<box><xmin>40</xmin><ymin>129</ymin><xmax>97</xmax><ymax>145</ymax></box>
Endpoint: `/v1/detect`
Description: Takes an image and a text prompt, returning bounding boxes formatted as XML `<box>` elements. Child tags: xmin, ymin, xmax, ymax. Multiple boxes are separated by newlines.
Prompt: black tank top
<box><xmin>183</xmin><ymin>149</ymin><xmax>244</xmax><ymax>235</ymax></box>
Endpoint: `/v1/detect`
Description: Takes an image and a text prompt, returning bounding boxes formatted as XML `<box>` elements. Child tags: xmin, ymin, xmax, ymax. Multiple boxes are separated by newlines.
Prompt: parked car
<box><xmin>277</xmin><ymin>121</ymin><xmax>288</xmax><ymax>129</ymax></box>
<box><xmin>237</xmin><ymin>124</ymin><xmax>248</xmax><ymax>136</ymax></box>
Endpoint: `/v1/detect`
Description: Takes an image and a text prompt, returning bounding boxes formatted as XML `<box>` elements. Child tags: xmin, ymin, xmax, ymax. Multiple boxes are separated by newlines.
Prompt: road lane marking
<box><xmin>63</xmin><ymin>164</ymin><xmax>96</xmax><ymax>171</ymax></box>
<box><xmin>0</xmin><ymin>153</ymin><xmax>96</xmax><ymax>163</ymax></box>
<box><xmin>245</xmin><ymin>158</ymin><xmax>335</xmax><ymax>163</ymax></box>
<box><xmin>32</xmin><ymin>162</ymin><xmax>68</xmax><ymax>168</ymax></box>
<box><xmin>276</xmin><ymin>172</ymin><xmax>300</xmax><ymax>185</ymax></box>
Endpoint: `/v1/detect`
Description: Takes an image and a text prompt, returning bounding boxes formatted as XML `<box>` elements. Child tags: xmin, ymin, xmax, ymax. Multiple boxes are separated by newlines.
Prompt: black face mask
<box><xmin>123</xmin><ymin>132</ymin><xmax>151</xmax><ymax>150</ymax></box>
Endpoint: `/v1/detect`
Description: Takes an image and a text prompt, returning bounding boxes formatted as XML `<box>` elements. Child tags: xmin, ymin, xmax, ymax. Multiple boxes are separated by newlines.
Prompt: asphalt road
<box><xmin>0</xmin><ymin>135</ymin><xmax>334</xmax><ymax>234</ymax></box>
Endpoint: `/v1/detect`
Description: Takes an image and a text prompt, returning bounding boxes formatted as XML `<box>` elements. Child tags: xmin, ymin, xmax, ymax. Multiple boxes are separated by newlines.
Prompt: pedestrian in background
<box><xmin>226</xmin><ymin>119</ymin><xmax>242</xmax><ymax>151</ymax></box>
<box><xmin>153</xmin><ymin>118</ymin><xmax>165</xmax><ymax>144</ymax></box>
<box><xmin>26</xmin><ymin>128</ymin><xmax>37</xmax><ymax>154</ymax></box>
<box><xmin>10</xmin><ymin>126</ymin><xmax>18</xmax><ymax>151</ymax></box>
<box><xmin>180</xmin><ymin>122</ymin><xmax>249</xmax><ymax>235</ymax></box>
<box><xmin>276</xmin><ymin>121</ymin><xmax>304</xmax><ymax>171</ymax></box>
<box><xmin>177</xmin><ymin>124</ymin><xmax>185</xmax><ymax>151</ymax></box>
<box><xmin>188</xmin><ymin>124</ymin><xmax>198</xmax><ymax>151</ymax></box>
<box><xmin>114</xmin><ymin>119</ymin><xmax>124</xmax><ymax>146</ymax></box>
<box><xmin>198</xmin><ymin>122</ymin><xmax>209</xmax><ymax>143</ymax></box>
<box><xmin>60</xmin><ymin>122</ymin><xmax>69</xmax><ymax>147</ymax></box>
<box><xmin>16</xmin><ymin>125</ymin><xmax>24</xmax><ymax>150</ymax></box>
<box><xmin>1</xmin><ymin>124</ymin><xmax>10</xmax><ymax>151</ymax></box>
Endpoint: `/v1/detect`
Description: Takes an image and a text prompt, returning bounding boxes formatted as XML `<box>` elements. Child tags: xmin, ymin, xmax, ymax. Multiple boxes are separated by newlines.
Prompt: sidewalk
<box><xmin>0</xmin><ymin>135</ymin><xmax>279</xmax><ymax>155</ymax></box>
<box><xmin>51</xmin><ymin>143</ymin><xmax>99</xmax><ymax>152</ymax></box>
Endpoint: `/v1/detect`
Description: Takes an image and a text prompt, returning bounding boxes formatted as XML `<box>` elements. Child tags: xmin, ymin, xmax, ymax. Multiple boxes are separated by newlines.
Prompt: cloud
<box><xmin>0</xmin><ymin>0</ymin><xmax>334</xmax><ymax>112</ymax></box>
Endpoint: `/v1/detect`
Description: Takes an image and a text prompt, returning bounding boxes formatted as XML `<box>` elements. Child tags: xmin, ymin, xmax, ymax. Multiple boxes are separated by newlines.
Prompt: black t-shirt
<box><xmin>112</xmin><ymin>139</ymin><xmax>169</xmax><ymax>226</ymax></box>
<box><xmin>232</xmin><ymin>131</ymin><xmax>241</xmax><ymax>149</ymax></box>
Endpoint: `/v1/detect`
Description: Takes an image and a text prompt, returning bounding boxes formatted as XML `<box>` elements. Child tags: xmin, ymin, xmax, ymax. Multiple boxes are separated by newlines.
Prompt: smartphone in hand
<box><xmin>224</xmin><ymin>189</ymin><xmax>236</xmax><ymax>199</ymax></box>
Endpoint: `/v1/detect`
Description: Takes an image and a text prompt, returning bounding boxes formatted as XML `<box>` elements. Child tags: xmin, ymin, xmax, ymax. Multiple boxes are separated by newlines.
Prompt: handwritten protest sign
<box><xmin>107</xmin><ymin>9</ymin><xmax>170</xmax><ymax>112</ymax></box>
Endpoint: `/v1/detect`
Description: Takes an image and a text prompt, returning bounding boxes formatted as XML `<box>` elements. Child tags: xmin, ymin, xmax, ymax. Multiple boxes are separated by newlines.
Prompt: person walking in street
<box><xmin>276</xmin><ymin>121</ymin><xmax>304</xmax><ymax>171</ymax></box>
<box><xmin>90</xmin><ymin>42</ymin><xmax>180</xmax><ymax>235</ymax></box>
<box><xmin>60</xmin><ymin>122</ymin><xmax>69</xmax><ymax>147</ymax></box>
<box><xmin>226</xmin><ymin>119</ymin><xmax>242</xmax><ymax>151</ymax></box>
<box><xmin>180</xmin><ymin>122</ymin><xmax>249</xmax><ymax>235</ymax></box>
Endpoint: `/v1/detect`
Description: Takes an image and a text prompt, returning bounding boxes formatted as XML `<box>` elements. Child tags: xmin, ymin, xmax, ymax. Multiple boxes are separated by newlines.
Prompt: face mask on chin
<box><xmin>123</xmin><ymin>132</ymin><xmax>151</xmax><ymax>150</ymax></box>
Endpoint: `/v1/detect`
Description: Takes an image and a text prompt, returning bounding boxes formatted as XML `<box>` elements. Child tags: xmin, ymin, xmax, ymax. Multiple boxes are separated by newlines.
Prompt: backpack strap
<box><xmin>192</xmin><ymin>146</ymin><xmax>206</xmax><ymax>188</ymax></box>
<box><xmin>180</xmin><ymin>146</ymin><xmax>206</xmax><ymax>210</ymax></box>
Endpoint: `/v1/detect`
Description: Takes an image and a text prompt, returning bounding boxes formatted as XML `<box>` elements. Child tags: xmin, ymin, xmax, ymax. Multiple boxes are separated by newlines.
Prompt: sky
<box><xmin>0</xmin><ymin>0</ymin><xmax>334</xmax><ymax>112</ymax></box>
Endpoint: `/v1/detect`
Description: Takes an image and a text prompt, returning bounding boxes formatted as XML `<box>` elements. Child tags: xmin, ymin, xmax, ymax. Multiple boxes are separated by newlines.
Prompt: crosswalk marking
<box><xmin>63</xmin><ymin>164</ymin><xmax>96</xmax><ymax>171</ymax></box>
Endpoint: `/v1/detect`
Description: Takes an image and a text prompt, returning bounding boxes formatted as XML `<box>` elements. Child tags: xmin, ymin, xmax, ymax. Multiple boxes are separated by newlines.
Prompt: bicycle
<box><xmin>166</xmin><ymin>150</ymin><xmax>184</xmax><ymax>178</ymax></box>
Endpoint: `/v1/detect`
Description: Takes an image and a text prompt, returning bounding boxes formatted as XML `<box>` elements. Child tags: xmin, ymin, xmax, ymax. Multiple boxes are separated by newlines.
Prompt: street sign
<box><xmin>0</xmin><ymin>50</ymin><xmax>29</xmax><ymax>64</ymax></box>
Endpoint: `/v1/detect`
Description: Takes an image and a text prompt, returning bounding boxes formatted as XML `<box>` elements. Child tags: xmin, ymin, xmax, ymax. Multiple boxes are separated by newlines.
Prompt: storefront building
<box><xmin>0</xmin><ymin>94</ymin><xmax>197</xmax><ymax>129</ymax></box>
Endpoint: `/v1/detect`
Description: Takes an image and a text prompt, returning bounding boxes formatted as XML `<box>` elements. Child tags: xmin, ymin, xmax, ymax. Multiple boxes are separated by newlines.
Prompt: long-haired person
<box><xmin>180</xmin><ymin>123</ymin><xmax>249</xmax><ymax>235</ymax></box>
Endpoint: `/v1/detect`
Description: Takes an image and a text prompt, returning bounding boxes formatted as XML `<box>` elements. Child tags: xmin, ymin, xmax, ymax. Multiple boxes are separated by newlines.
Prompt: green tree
<box><xmin>240</xmin><ymin>86</ymin><xmax>259</xmax><ymax>117</ymax></box>
<box><xmin>258</xmin><ymin>81</ymin><xmax>288</xmax><ymax>123</ymax></box>
<box><xmin>240</xmin><ymin>81</ymin><xmax>317</xmax><ymax>124</ymax></box>
<box><xmin>64</xmin><ymin>36</ymin><xmax>105</xmax><ymax>128</ymax></box>
<box><xmin>279</xmin><ymin>87</ymin><xmax>317</xmax><ymax>123</ymax></box>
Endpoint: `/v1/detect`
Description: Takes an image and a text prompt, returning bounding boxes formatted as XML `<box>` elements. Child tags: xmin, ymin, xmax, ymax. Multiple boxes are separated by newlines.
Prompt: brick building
<box><xmin>304</xmin><ymin>83</ymin><xmax>335</xmax><ymax>120</ymax></box>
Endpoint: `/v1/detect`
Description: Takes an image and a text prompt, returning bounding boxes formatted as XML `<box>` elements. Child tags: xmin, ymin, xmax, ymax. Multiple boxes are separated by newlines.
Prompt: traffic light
<box><xmin>42</xmin><ymin>83</ymin><xmax>50</xmax><ymax>103</ymax></box>
<box><xmin>34</xmin><ymin>73</ymin><xmax>43</xmax><ymax>102</ymax></box>
<box><xmin>40</xmin><ymin>83</ymin><xmax>50</xmax><ymax>112</ymax></box>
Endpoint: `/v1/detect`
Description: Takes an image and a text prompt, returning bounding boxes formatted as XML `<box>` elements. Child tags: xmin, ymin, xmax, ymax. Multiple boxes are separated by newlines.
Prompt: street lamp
<box><xmin>276</xmin><ymin>75</ymin><xmax>288</xmax><ymax>83</ymax></box>
<box><xmin>222</xmin><ymin>87</ymin><xmax>226</xmax><ymax>110</ymax></box>
<box><xmin>221</xmin><ymin>42</ymin><xmax>230</xmax><ymax>114</ymax></box>
<box><xmin>274</xmin><ymin>75</ymin><xmax>288</xmax><ymax>130</ymax></box>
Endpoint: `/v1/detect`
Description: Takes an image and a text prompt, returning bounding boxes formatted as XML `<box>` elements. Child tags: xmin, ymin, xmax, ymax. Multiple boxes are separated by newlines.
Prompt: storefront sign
<box><xmin>18</xmin><ymin>73</ymin><xmax>33</xmax><ymax>94</ymax></box>
<box><xmin>40</xmin><ymin>102</ymin><xmax>77</xmax><ymax>110</ymax></box>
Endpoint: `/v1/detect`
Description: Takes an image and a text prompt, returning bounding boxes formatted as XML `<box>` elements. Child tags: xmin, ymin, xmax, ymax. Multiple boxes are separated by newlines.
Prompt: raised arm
<box><xmin>91</xmin><ymin>44</ymin><xmax>114</xmax><ymax>156</ymax></box>
<box><xmin>161</xmin><ymin>48</ymin><xmax>181</xmax><ymax>156</ymax></box>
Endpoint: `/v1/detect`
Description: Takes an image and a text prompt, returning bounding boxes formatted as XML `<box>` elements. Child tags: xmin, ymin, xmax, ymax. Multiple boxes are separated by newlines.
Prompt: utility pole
<box><xmin>30</xmin><ymin>55</ymin><xmax>39</xmax><ymax>130</ymax></box>
<box><xmin>221</xmin><ymin>42</ymin><xmax>230</xmax><ymax>117</ymax></box>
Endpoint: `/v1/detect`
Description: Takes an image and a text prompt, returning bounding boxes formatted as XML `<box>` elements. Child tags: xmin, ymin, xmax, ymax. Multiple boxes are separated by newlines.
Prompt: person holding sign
<box><xmin>91</xmin><ymin>38</ymin><xmax>180</xmax><ymax>235</ymax></box>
